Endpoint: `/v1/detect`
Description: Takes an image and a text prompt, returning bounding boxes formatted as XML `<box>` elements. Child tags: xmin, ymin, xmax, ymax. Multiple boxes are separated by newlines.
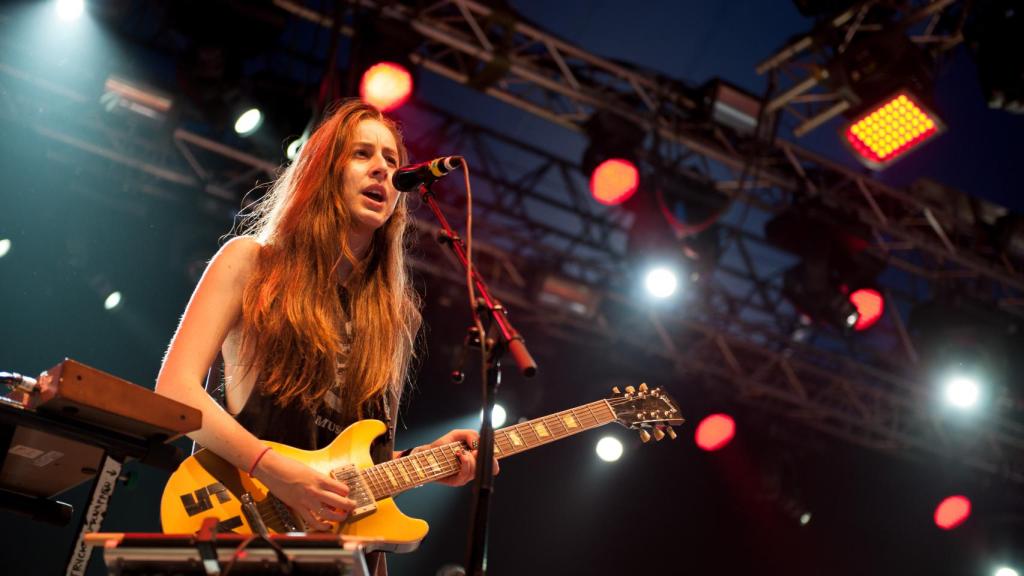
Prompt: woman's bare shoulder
<box><xmin>209</xmin><ymin>236</ymin><xmax>263</xmax><ymax>285</ymax></box>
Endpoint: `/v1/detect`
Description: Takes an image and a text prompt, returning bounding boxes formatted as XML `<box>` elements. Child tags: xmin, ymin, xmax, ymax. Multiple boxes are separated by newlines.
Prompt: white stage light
<box><xmin>944</xmin><ymin>376</ymin><xmax>980</xmax><ymax>409</ymax></box>
<box><xmin>595</xmin><ymin>436</ymin><xmax>623</xmax><ymax>462</ymax></box>
<box><xmin>644</xmin><ymin>266</ymin><xmax>678</xmax><ymax>299</ymax></box>
<box><xmin>104</xmin><ymin>291</ymin><xmax>122</xmax><ymax>311</ymax></box>
<box><xmin>234</xmin><ymin>108</ymin><xmax>263</xmax><ymax>137</ymax></box>
<box><xmin>56</xmin><ymin>0</ymin><xmax>84</xmax><ymax>21</ymax></box>
<box><xmin>0</xmin><ymin>239</ymin><xmax>11</xmax><ymax>258</ymax></box>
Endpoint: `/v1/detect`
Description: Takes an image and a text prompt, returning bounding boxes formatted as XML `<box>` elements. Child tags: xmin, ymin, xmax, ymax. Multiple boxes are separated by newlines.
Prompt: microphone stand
<box><xmin>414</xmin><ymin>182</ymin><xmax>537</xmax><ymax>576</ymax></box>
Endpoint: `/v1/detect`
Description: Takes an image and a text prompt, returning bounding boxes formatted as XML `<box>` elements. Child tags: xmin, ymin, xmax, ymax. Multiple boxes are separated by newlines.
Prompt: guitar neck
<box><xmin>359</xmin><ymin>399</ymin><xmax>617</xmax><ymax>500</ymax></box>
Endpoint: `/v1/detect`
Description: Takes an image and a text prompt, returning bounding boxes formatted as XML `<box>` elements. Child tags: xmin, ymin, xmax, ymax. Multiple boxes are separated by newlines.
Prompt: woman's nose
<box><xmin>369</xmin><ymin>154</ymin><xmax>388</xmax><ymax>177</ymax></box>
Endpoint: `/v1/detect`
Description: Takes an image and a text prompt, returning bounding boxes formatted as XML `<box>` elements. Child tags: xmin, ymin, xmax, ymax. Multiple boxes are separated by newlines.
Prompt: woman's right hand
<box><xmin>251</xmin><ymin>449</ymin><xmax>356</xmax><ymax>531</ymax></box>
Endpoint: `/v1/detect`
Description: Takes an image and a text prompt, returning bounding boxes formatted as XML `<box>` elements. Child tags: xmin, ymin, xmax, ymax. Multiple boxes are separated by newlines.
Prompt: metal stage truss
<box><xmin>1</xmin><ymin>0</ymin><xmax>1022</xmax><ymax>483</ymax></box>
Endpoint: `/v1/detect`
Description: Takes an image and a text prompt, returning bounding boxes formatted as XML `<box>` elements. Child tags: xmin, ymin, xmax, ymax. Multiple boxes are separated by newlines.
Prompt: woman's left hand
<box><xmin>411</xmin><ymin>429</ymin><xmax>500</xmax><ymax>487</ymax></box>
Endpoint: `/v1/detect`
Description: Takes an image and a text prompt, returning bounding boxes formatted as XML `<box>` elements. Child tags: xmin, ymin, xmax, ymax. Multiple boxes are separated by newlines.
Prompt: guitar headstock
<box><xmin>607</xmin><ymin>383</ymin><xmax>684</xmax><ymax>442</ymax></box>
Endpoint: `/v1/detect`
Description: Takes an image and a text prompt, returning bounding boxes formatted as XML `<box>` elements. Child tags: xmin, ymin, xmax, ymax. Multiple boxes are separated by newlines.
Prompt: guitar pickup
<box><xmin>332</xmin><ymin>464</ymin><xmax>378</xmax><ymax>520</ymax></box>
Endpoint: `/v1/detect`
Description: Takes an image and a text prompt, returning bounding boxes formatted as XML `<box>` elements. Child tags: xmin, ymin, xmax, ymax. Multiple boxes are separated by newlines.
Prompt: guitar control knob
<box><xmin>639</xmin><ymin>429</ymin><xmax>651</xmax><ymax>443</ymax></box>
<box><xmin>653</xmin><ymin>428</ymin><xmax>665</xmax><ymax>441</ymax></box>
<box><xmin>666</xmin><ymin>427</ymin><xmax>677</xmax><ymax>440</ymax></box>
<box><xmin>639</xmin><ymin>383</ymin><xmax>648</xmax><ymax>392</ymax></box>
<box><xmin>625</xmin><ymin>386</ymin><xmax>636</xmax><ymax>395</ymax></box>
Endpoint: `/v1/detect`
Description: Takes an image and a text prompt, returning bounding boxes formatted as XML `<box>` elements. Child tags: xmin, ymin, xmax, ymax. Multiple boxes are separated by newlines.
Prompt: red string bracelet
<box><xmin>248</xmin><ymin>446</ymin><xmax>271</xmax><ymax>476</ymax></box>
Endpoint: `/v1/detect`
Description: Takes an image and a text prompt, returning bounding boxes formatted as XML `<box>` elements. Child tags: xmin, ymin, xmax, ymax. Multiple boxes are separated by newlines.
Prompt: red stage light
<box><xmin>360</xmin><ymin>62</ymin><xmax>413</xmax><ymax>112</ymax></box>
<box><xmin>843</xmin><ymin>92</ymin><xmax>942</xmax><ymax>169</ymax></box>
<box><xmin>695</xmin><ymin>413</ymin><xmax>735</xmax><ymax>452</ymax></box>
<box><xmin>934</xmin><ymin>495</ymin><xmax>971</xmax><ymax>530</ymax></box>
<box><xmin>590</xmin><ymin>158</ymin><xmax>639</xmax><ymax>205</ymax></box>
<box><xmin>849</xmin><ymin>288</ymin><xmax>884</xmax><ymax>331</ymax></box>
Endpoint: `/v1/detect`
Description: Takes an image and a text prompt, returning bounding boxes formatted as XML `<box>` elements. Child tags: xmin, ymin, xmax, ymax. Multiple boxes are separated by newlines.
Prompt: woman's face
<box><xmin>341</xmin><ymin>118</ymin><xmax>402</xmax><ymax>246</ymax></box>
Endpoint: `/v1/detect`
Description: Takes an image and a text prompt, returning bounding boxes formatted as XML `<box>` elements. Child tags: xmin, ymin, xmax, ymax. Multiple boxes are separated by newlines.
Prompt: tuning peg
<box><xmin>639</xmin><ymin>429</ymin><xmax>651</xmax><ymax>443</ymax></box>
<box><xmin>625</xmin><ymin>385</ymin><xmax>636</xmax><ymax>395</ymax></box>
<box><xmin>611</xmin><ymin>386</ymin><xmax>621</xmax><ymax>395</ymax></box>
<box><xmin>666</xmin><ymin>427</ymin><xmax>677</xmax><ymax>440</ymax></box>
<box><xmin>652</xmin><ymin>428</ymin><xmax>665</xmax><ymax>441</ymax></box>
<box><xmin>639</xmin><ymin>383</ymin><xmax>648</xmax><ymax>392</ymax></box>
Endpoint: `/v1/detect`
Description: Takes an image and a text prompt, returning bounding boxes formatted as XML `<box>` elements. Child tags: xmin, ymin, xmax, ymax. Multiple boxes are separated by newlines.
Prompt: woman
<box><xmin>155</xmin><ymin>100</ymin><xmax>492</xmax><ymax>548</ymax></box>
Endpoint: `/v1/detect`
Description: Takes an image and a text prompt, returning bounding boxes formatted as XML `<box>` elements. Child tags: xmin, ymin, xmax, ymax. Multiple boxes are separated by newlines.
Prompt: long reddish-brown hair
<box><xmin>237</xmin><ymin>99</ymin><xmax>421</xmax><ymax>420</ymax></box>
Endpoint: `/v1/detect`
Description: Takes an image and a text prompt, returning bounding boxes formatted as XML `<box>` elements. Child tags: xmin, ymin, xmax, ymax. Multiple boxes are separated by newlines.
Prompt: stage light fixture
<box><xmin>55</xmin><ymin>0</ymin><xmax>84</xmax><ymax>21</ymax></box>
<box><xmin>943</xmin><ymin>375</ymin><xmax>981</xmax><ymax>410</ymax></box>
<box><xmin>0</xmin><ymin>239</ymin><xmax>10</xmax><ymax>258</ymax></box>
<box><xmin>478</xmin><ymin>404</ymin><xmax>507</xmax><ymax>427</ymax></box>
<box><xmin>695</xmin><ymin>413</ymin><xmax>735</xmax><ymax>452</ymax></box>
<box><xmin>967</xmin><ymin>0</ymin><xmax>1024</xmax><ymax>114</ymax></box>
<box><xmin>491</xmin><ymin>404</ymin><xmax>507</xmax><ymax>428</ymax></box>
<box><xmin>644</xmin><ymin>266</ymin><xmax>679</xmax><ymax>299</ymax></box>
<box><xmin>934</xmin><ymin>495</ymin><xmax>971</xmax><ymax>530</ymax></box>
<box><xmin>843</xmin><ymin>92</ymin><xmax>943</xmax><ymax>170</ymax></box>
<box><xmin>910</xmin><ymin>299</ymin><xmax>1022</xmax><ymax>414</ymax></box>
<box><xmin>595</xmin><ymin>436</ymin><xmax>624</xmax><ymax>462</ymax></box>
<box><xmin>849</xmin><ymin>288</ymin><xmax>884</xmax><ymax>331</ymax></box>
<box><xmin>825</xmin><ymin>29</ymin><xmax>941</xmax><ymax>167</ymax></box>
<box><xmin>581</xmin><ymin>111</ymin><xmax>645</xmax><ymax>206</ymax></box>
<box><xmin>348</xmin><ymin>13</ymin><xmax>419</xmax><ymax>112</ymax></box>
<box><xmin>590</xmin><ymin>158</ymin><xmax>640</xmax><ymax>206</ymax></box>
<box><xmin>702</xmin><ymin>78</ymin><xmax>763</xmax><ymax>137</ymax></box>
<box><xmin>533</xmin><ymin>272</ymin><xmax>601</xmax><ymax>318</ymax></box>
<box><xmin>765</xmin><ymin>201</ymin><xmax>885</xmax><ymax>331</ymax></box>
<box><xmin>360</xmin><ymin>62</ymin><xmax>414</xmax><ymax>112</ymax></box>
<box><xmin>101</xmin><ymin>75</ymin><xmax>173</xmax><ymax>123</ymax></box>
<box><xmin>234</xmin><ymin>108</ymin><xmax>263</xmax><ymax>137</ymax></box>
<box><xmin>104</xmin><ymin>291</ymin><xmax>122</xmax><ymax>311</ymax></box>
<box><xmin>995</xmin><ymin>567</ymin><xmax>1020</xmax><ymax>576</ymax></box>
<box><xmin>286</xmin><ymin>136</ymin><xmax>306</xmax><ymax>161</ymax></box>
<box><xmin>799</xmin><ymin>512</ymin><xmax>812</xmax><ymax>526</ymax></box>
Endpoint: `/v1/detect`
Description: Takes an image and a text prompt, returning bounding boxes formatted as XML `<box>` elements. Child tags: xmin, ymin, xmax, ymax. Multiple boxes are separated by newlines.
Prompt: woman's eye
<box><xmin>386</xmin><ymin>157</ymin><xmax>398</xmax><ymax>166</ymax></box>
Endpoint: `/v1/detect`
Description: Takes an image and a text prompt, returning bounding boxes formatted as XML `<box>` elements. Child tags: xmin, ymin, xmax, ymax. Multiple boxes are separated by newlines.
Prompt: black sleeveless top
<box><xmin>224</xmin><ymin>290</ymin><xmax>398</xmax><ymax>465</ymax></box>
<box><xmin>232</xmin><ymin>385</ymin><xmax>396</xmax><ymax>465</ymax></box>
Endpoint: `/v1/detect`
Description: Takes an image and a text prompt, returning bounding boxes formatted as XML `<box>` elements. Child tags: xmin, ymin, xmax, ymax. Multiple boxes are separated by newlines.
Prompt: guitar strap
<box><xmin>193</xmin><ymin>448</ymin><xmax>247</xmax><ymax>502</ymax></box>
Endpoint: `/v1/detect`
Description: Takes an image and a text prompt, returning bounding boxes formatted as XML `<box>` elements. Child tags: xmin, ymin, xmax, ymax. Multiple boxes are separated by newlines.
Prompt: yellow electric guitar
<box><xmin>160</xmin><ymin>384</ymin><xmax>683</xmax><ymax>552</ymax></box>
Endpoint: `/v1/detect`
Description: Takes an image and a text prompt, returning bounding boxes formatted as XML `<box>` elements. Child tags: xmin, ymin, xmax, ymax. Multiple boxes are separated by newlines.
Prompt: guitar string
<box><xmin>251</xmin><ymin>398</ymin><xmax>661</xmax><ymax>525</ymax></box>
<box><xmin>346</xmin><ymin>397</ymin><xmax>665</xmax><ymax>497</ymax></box>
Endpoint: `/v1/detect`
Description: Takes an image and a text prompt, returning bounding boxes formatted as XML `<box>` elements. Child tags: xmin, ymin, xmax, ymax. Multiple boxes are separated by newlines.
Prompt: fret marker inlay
<box><xmin>508</xmin><ymin>430</ymin><xmax>523</xmax><ymax>447</ymax></box>
<box><xmin>562</xmin><ymin>414</ymin><xmax>579</xmax><ymax>428</ymax></box>
<box><xmin>534</xmin><ymin>422</ymin><xmax>550</xmax><ymax>437</ymax></box>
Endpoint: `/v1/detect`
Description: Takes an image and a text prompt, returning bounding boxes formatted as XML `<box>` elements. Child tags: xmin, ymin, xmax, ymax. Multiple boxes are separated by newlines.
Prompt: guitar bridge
<box><xmin>332</xmin><ymin>464</ymin><xmax>377</xmax><ymax>520</ymax></box>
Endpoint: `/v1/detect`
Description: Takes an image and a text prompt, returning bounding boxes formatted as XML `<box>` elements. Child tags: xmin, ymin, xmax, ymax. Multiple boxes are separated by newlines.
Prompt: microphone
<box><xmin>392</xmin><ymin>156</ymin><xmax>463</xmax><ymax>192</ymax></box>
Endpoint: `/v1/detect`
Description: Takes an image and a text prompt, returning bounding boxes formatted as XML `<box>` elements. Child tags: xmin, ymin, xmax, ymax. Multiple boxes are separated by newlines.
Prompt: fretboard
<box><xmin>357</xmin><ymin>399</ymin><xmax>617</xmax><ymax>500</ymax></box>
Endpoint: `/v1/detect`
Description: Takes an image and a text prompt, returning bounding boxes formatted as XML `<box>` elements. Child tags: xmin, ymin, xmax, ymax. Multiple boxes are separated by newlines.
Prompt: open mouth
<box><xmin>362</xmin><ymin>189</ymin><xmax>385</xmax><ymax>203</ymax></box>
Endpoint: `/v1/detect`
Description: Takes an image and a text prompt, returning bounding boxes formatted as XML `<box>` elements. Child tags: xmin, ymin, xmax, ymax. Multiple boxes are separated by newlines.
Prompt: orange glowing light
<box><xmin>360</xmin><ymin>62</ymin><xmax>413</xmax><ymax>112</ymax></box>
<box><xmin>849</xmin><ymin>288</ymin><xmax>884</xmax><ymax>331</ymax></box>
<box><xmin>589</xmin><ymin>158</ymin><xmax>639</xmax><ymax>205</ymax></box>
<box><xmin>695</xmin><ymin>413</ymin><xmax>735</xmax><ymax>452</ymax></box>
<box><xmin>844</xmin><ymin>93</ymin><xmax>941</xmax><ymax>169</ymax></box>
<box><xmin>934</xmin><ymin>495</ymin><xmax>971</xmax><ymax>530</ymax></box>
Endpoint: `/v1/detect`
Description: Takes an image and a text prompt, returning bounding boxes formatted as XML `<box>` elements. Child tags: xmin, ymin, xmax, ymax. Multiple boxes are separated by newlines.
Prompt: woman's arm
<box><xmin>155</xmin><ymin>237</ymin><xmax>353</xmax><ymax>529</ymax></box>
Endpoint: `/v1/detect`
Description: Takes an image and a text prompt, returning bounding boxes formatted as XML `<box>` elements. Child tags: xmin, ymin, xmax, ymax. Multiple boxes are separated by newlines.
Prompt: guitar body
<box><xmin>160</xmin><ymin>419</ymin><xmax>429</xmax><ymax>553</ymax></box>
